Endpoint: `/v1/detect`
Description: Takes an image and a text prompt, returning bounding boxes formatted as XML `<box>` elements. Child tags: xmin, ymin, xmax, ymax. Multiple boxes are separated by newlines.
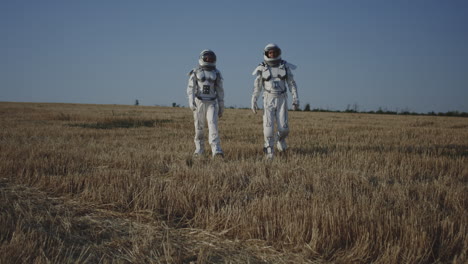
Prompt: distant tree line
<box><xmin>296</xmin><ymin>103</ymin><xmax>468</xmax><ymax>117</ymax></box>
<box><xmin>158</xmin><ymin>101</ymin><xmax>468</xmax><ymax>118</ymax></box>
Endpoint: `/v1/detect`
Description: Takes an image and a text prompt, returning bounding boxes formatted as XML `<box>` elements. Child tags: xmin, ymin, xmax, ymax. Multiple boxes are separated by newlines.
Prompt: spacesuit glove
<box><xmin>251</xmin><ymin>100</ymin><xmax>259</xmax><ymax>114</ymax></box>
<box><xmin>189</xmin><ymin>101</ymin><xmax>197</xmax><ymax>111</ymax></box>
<box><xmin>292</xmin><ymin>99</ymin><xmax>300</xmax><ymax>111</ymax></box>
<box><xmin>218</xmin><ymin>104</ymin><xmax>224</xmax><ymax>118</ymax></box>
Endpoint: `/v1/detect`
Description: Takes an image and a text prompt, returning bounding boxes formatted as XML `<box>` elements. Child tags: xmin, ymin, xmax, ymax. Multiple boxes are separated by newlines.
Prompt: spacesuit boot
<box><xmin>277</xmin><ymin>138</ymin><xmax>288</xmax><ymax>152</ymax></box>
<box><xmin>194</xmin><ymin>146</ymin><xmax>204</xmax><ymax>156</ymax></box>
<box><xmin>212</xmin><ymin>145</ymin><xmax>224</xmax><ymax>158</ymax></box>
<box><xmin>210</xmin><ymin>133</ymin><xmax>224</xmax><ymax>158</ymax></box>
<box><xmin>264</xmin><ymin>146</ymin><xmax>274</xmax><ymax>160</ymax></box>
<box><xmin>194</xmin><ymin>130</ymin><xmax>204</xmax><ymax>156</ymax></box>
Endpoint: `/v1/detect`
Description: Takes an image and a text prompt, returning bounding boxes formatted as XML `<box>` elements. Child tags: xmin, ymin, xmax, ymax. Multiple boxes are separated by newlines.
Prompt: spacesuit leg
<box><xmin>193</xmin><ymin>100</ymin><xmax>207</xmax><ymax>155</ymax></box>
<box><xmin>263</xmin><ymin>95</ymin><xmax>276</xmax><ymax>158</ymax></box>
<box><xmin>206</xmin><ymin>101</ymin><xmax>223</xmax><ymax>156</ymax></box>
<box><xmin>276</xmin><ymin>96</ymin><xmax>289</xmax><ymax>152</ymax></box>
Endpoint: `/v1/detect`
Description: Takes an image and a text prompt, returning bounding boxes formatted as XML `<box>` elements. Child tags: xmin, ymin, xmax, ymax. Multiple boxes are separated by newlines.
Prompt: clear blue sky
<box><xmin>2</xmin><ymin>0</ymin><xmax>467</xmax><ymax>113</ymax></box>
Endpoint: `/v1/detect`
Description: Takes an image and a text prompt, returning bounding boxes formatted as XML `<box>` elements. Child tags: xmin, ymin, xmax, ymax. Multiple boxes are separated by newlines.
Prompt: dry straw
<box><xmin>0</xmin><ymin>102</ymin><xmax>467</xmax><ymax>263</ymax></box>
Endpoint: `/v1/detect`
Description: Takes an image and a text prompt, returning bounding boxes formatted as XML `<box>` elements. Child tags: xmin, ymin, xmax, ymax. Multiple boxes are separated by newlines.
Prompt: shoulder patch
<box><xmin>216</xmin><ymin>70</ymin><xmax>223</xmax><ymax>80</ymax></box>
<box><xmin>187</xmin><ymin>68</ymin><xmax>198</xmax><ymax>76</ymax></box>
<box><xmin>286</xmin><ymin>62</ymin><xmax>297</xmax><ymax>70</ymax></box>
<box><xmin>252</xmin><ymin>64</ymin><xmax>264</xmax><ymax>76</ymax></box>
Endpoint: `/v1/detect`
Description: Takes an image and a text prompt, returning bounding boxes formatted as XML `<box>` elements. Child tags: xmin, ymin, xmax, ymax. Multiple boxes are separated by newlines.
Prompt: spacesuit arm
<box><xmin>286</xmin><ymin>66</ymin><xmax>299</xmax><ymax>108</ymax></box>
<box><xmin>215</xmin><ymin>71</ymin><xmax>225</xmax><ymax>117</ymax></box>
<box><xmin>187</xmin><ymin>72</ymin><xmax>197</xmax><ymax>111</ymax></box>
<box><xmin>251</xmin><ymin>68</ymin><xmax>263</xmax><ymax>113</ymax></box>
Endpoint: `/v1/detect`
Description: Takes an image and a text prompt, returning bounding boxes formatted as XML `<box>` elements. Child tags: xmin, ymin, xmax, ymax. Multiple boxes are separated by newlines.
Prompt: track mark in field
<box><xmin>69</xmin><ymin>118</ymin><xmax>173</xmax><ymax>129</ymax></box>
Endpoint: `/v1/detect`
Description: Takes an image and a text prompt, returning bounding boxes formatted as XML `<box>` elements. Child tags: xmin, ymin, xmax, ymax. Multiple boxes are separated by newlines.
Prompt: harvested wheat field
<box><xmin>0</xmin><ymin>102</ymin><xmax>467</xmax><ymax>263</ymax></box>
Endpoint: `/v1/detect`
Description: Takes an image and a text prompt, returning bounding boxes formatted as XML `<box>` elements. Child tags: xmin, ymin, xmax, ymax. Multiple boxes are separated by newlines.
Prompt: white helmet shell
<box><xmin>263</xmin><ymin>43</ymin><xmax>282</xmax><ymax>65</ymax></box>
<box><xmin>198</xmin><ymin>49</ymin><xmax>216</xmax><ymax>68</ymax></box>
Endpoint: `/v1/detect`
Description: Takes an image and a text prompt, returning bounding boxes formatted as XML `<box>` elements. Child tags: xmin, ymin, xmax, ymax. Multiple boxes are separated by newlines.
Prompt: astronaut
<box><xmin>187</xmin><ymin>49</ymin><xmax>225</xmax><ymax>157</ymax></box>
<box><xmin>251</xmin><ymin>43</ymin><xmax>299</xmax><ymax>159</ymax></box>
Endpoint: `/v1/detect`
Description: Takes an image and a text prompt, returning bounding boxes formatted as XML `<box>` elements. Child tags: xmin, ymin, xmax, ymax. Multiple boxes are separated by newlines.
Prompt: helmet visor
<box><xmin>265</xmin><ymin>48</ymin><xmax>281</xmax><ymax>59</ymax></box>
<box><xmin>202</xmin><ymin>52</ymin><xmax>216</xmax><ymax>63</ymax></box>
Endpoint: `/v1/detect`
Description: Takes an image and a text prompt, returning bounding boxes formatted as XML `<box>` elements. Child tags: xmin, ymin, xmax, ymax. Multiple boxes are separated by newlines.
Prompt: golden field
<box><xmin>0</xmin><ymin>102</ymin><xmax>467</xmax><ymax>263</ymax></box>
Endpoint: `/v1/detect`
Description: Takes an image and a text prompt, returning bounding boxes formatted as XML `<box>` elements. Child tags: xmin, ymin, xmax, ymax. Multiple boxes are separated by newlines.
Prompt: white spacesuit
<box><xmin>187</xmin><ymin>50</ymin><xmax>224</xmax><ymax>157</ymax></box>
<box><xmin>251</xmin><ymin>44</ymin><xmax>299</xmax><ymax>159</ymax></box>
